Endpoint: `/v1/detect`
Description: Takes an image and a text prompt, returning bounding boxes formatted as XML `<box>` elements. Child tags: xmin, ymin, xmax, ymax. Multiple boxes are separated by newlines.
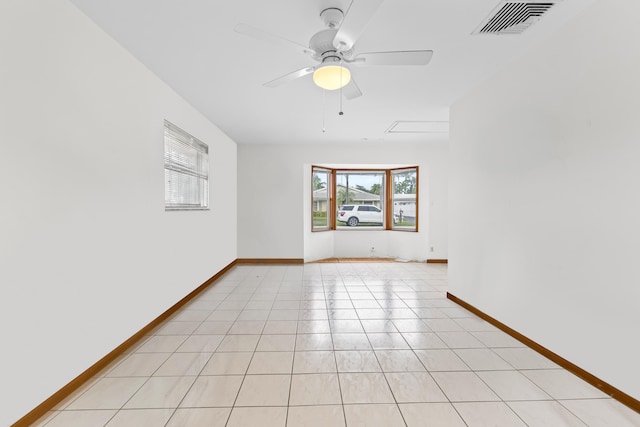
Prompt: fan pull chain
<box><xmin>322</xmin><ymin>89</ymin><xmax>326</xmax><ymax>133</ymax></box>
<box><xmin>339</xmin><ymin>61</ymin><xmax>344</xmax><ymax>116</ymax></box>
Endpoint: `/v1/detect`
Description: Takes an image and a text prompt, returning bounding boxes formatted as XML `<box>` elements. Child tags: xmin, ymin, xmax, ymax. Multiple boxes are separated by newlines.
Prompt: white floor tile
<box><xmin>237</xmin><ymin>309</ymin><xmax>271</xmax><ymax>320</ymax></box>
<box><xmin>216</xmin><ymin>334</ymin><xmax>260</xmax><ymax>352</ymax></box>
<box><xmin>392</xmin><ymin>319</ymin><xmax>432</xmax><ymax>332</ymax></box>
<box><xmin>201</xmin><ymin>351</ymin><xmax>253</xmax><ymax>375</ymax></box>
<box><xmin>66</xmin><ymin>377</ymin><xmax>147</xmax><ymax>410</ymax></box>
<box><xmin>226</xmin><ymin>407</ymin><xmax>287</xmax><ymax>427</ymax></box>
<box><xmin>414</xmin><ymin>349</ymin><xmax>470</xmax><ymax>371</ymax></box>
<box><xmin>492</xmin><ymin>347</ymin><xmax>560</xmax><ymax>369</ymax></box>
<box><xmin>39</xmin><ymin>410</ymin><xmax>116</xmax><ymax>427</ymax></box>
<box><xmin>436</xmin><ymin>331</ymin><xmax>485</xmax><ymax>349</ymax></box>
<box><xmin>293</xmin><ymin>351</ymin><xmax>337</xmax><ymax>373</ymax></box>
<box><xmin>180</xmin><ymin>375</ymin><xmax>243</xmax><ymax>407</ymax></box>
<box><xmin>193</xmin><ymin>321</ymin><xmax>233</xmax><ymax>335</ymax></box>
<box><xmin>507</xmin><ymin>401</ymin><xmax>587</xmax><ymax>426</ymax></box>
<box><xmin>228</xmin><ymin>320</ymin><xmax>266</xmax><ymax>334</ymax></box>
<box><xmin>453</xmin><ymin>317</ymin><xmax>497</xmax><ymax>331</ymax></box>
<box><xmin>295</xmin><ymin>333</ymin><xmax>333</xmax><ymax>351</ymax></box>
<box><xmin>522</xmin><ymin>369</ymin><xmax>609</xmax><ymax>399</ymax></box>
<box><xmin>454</xmin><ymin>402</ymin><xmax>527</xmax><ymax>427</ymax></box>
<box><xmin>106</xmin><ymin>352</ymin><xmax>171</xmax><ymax>377</ymax></box>
<box><xmin>385</xmin><ymin>372</ymin><xmax>448</xmax><ymax>403</ymax></box>
<box><xmin>262</xmin><ymin>321</ymin><xmax>298</xmax><ymax>334</ymax></box>
<box><xmin>343</xmin><ymin>404</ymin><xmax>406</xmax><ymax>427</ymax></box>
<box><xmin>367</xmin><ymin>332</ymin><xmax>410</xmax><ymax>350</ymax></box>
<box><xmin>176</xmin><ymin>334</ymin><xmax>224</xmax><ymax>352</ymax></box>
<box><xmin>454</xmin><ymin>348</ymin><xmax>514</xmax><ymax>371</ymax></box>
<box><xmin>332</xmin><ymin>333</ymin><xmax>372</xmax><ymax>350</ymax></box>
<box><xmin>105</xmin><ymin>409</ymin><xmax>174</xmax><ymax>427</ymax></box>
<box><xmin>154</xmin><ymin>321</ymin><xmax>201</xmax><ymax>335</ymax></box>
<box><xmin>560</xmin><ymin>398</ymin><xmax>640</xmax><ymax>427</ymax></box>
<box><xmin>424</xmin><ymin>318</ymin><xmax>465</xmax><ymax>332</ymax></box>
<box><xmin>289</xmin><ymin>373</ymin><xmax>342</xmax><ymax>405</ymax></box>
<box><xmin>339</xmin><ymin>373</ymin><xmax>395</xmax><ymax>404</ymax></box>
<box><xmin>431</xmin><ymin>371</ymin><xmax>500</xmax><ymax>402</ymax></box>
<box><xmin>256</xmin><ymin>334</ymin><xmax>297</xmax><ymax>351</ymax></box>
<box><xmin>235</xmin><ymin>375</ymin><xmax>291</xmax><ymax>406</ymax></box>
<box><xmin>153</xmin><ymin>352</ymin><xmax>211</xmax><ymax>376</ymax></box>
<box><xmin>124</xmin><ymin>376</ymin><xmax>196</xmax><ymax>408</ymax></box>
<box><xmin>247</xmin><ymin>351</ymin><xmax>294</xmax><ymax>374</ymax></box>
<box><xmin>287</xmin><ymin>405</ymin><xmax>345</xmax><ymax>427</ymax></box>
<box><xmin>399</xmin><ymin>403</ymin><xmax>467</xmax><ymax>427</ymax></box>
<box><xmin>296</xmin><ymin>320</ymin><xmax>331</xmax><ymax>334</ymax></box>
<box><xmin>470</xmin><ymin>331</ymin><xmax>525</xmax><ymax>348</ymax></box>
<box><xmin>135</xmin><ymin>335</ymin><xmax>188</xmax><ymax>353</ymax></box>
<box><xmin>335</xmin><ymin>350</ymin><xmax>381</xmax><ymax>373</ymax></box>
<box><xmin>361</xmin><ymin>319</ymin><xmax>399</xmax><ymax>333</ymax></box>
<box><xmin>375</xmin><ymin>350</ymin><xmax>425</xmax><ymax>372</ymax></box>
<box><xmin>401</xmin><ymin>332</ymin><xmax>448</xmax><ymax>349</ymax></box>
<box><xmin>477</xmin><ymin>370</ymin><xmax>552</xmax><ymax>401</ymax></box>
<box><xmin>165</xmin><ymin>408</ymin><xmax>231</xmax><ymax>427</ymax></box>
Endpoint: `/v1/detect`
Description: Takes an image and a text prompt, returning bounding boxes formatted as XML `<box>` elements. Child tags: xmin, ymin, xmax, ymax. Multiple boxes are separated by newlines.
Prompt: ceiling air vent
<box><xmin>473</xmin><ymin>1</ymin><xmax>559</xmax><ymax>35</ymax></box>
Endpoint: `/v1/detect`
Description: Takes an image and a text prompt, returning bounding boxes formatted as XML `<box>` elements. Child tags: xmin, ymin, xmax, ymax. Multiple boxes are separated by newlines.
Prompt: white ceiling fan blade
<box><xmin>342</xmin><ymin>79</ymin><xmax>362</xmax><ymax>100</ymax></box>
<box><xmin>355</xmin><ymin>50</ymin><xmax>434</xmax><ymax>66</ymax></box>
<box><xmin>263</xmin><ymin>66</ymin><xmax>316</xmax><ymax>88</ymax></box>
<box><xmin>333</xmin><ymin>0</ymin><xmax>384</xmax><ymax>52</ymax></box>
<box><xmin>235</xmin><ymin>23</ymin><xmax>317</xmax><ymax>56</ymax></box>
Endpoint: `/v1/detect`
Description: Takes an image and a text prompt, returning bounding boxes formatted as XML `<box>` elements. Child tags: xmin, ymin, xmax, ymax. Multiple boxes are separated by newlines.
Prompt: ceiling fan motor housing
<box><xmin>309</xmin><ymin>28</ymin><xmax>353</xmax><ymax>61</ymax></box>
<box><xmin>320</xmin><ymin>7</ymin><xmax>344</xmax><ymax>28</ymax></box>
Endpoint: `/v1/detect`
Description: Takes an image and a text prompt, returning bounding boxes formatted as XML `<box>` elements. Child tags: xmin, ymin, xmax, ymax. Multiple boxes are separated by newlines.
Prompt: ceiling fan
<box><xmin>234</xmin><ymin>0</ymin><xmax>433</xmax><ymax>99</ymax></box>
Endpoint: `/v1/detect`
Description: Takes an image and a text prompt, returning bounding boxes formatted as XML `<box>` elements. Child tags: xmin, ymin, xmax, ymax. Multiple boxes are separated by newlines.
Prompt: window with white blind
<box><xmin>164</xmin><ymin>120</ymin><xmax>209</xmax><ymax>210</ymax></box>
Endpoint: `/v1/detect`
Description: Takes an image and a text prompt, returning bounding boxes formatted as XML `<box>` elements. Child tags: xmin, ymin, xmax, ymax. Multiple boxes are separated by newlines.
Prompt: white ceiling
<box><xmin>69</xmin><ymin>0</ymin><xmax>594</xmax><ymax>145</ymax></box>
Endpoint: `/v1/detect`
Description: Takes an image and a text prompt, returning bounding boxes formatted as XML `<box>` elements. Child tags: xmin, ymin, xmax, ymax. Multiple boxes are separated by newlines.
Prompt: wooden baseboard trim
<box><xmin>236</xmin><ymin>258</ymin><xmax>304</xmax><ymax>265</ymax></box>
<box><xmin>13</xmin><ymin>259</ymin><xmax>238</xmax><ymax>427</ymax></box>
<box><xmin>311</xmin><ymin>257</ymin><xmax>397</xmax><ymax>263</ymax></box>
<box><xmin>446</xmin><ymin>292</ymin><xmax>640</xmax><ymax>414</ymax></box>
<box><xmin>427</xmin><ymin>259</ymin><xmax>448</xmax><ymax>264</ymax></box>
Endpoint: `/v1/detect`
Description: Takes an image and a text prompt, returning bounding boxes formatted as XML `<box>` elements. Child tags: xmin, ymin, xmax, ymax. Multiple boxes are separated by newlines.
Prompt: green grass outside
<box><xmin>395</xmin><ymin>221</ymin><xmax>414</xmax><ymax>227</ymax></box>
<box><xmin>314</xmin><ymin>212</ymin><xmax>414</xmax><ymax>228</ymax></box>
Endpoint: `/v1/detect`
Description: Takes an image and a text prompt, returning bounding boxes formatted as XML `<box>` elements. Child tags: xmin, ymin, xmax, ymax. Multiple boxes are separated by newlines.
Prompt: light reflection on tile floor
<box><xmin>35</xmin><ymin>263</ymin><xmax>640</xmax><ymax>426</ymax></box>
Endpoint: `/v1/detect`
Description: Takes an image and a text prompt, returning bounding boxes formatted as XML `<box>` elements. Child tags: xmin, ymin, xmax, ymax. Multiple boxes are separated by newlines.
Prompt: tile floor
<box><xmin>34</xmin><ymin>262</ymin><xmax>640</xmax><ymax>426</ymax></box>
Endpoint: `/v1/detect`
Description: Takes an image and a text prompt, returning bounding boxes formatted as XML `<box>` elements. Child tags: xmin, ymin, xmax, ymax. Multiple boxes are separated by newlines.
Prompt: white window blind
<box><xmin>164</xmin><ymin>120</ymin><xmax>209</xmax><ymax>210</ymax></box>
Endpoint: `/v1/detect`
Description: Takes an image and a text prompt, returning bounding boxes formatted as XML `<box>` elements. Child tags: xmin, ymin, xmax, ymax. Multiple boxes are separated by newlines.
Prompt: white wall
<box><xmin>238</xmin><ymin>142</ymin><xmax>448</xmax><ymax>262</ymax></box>
<box><xmin>449</xmin><ymin>0</ymin><xmax>640</xmax><ymax>400</ymax></box>
<box><xmin>0</xmin><ymin>1</ymin><xmax>237</xmax><ymax>425</ymax></box>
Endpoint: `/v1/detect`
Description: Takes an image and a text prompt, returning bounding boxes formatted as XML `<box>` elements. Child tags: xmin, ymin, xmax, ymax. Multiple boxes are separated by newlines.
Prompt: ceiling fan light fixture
<box><xmin>313</xmin><ymin>64</ymin><xmax>351</xmax><ymax>90</ymax></box>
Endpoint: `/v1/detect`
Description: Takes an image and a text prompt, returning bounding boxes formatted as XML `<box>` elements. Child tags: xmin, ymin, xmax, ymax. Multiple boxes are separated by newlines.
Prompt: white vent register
<box><xmin>474</xmin><ymin>1</ymin><xmax>559</xmax><ymax>35</ymax></box>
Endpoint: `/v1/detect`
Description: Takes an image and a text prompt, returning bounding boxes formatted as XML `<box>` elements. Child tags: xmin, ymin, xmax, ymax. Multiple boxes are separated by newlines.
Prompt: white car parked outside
<box><xmin>337</xmin><ymin>205</ymin><xmax>383</xmax><ymax>226</ymax></box>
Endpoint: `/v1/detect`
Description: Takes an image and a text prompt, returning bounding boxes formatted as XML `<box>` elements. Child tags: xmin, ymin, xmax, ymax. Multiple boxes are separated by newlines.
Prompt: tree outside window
<box><xmin>392</xmin><ymin>168</ymin><xmax>418</xmax><ymax>230</ymax></box>
<box><xmin>312</xmin><ymin>167</ymin><xmax>330</xmax><ymax>230</ymax></box>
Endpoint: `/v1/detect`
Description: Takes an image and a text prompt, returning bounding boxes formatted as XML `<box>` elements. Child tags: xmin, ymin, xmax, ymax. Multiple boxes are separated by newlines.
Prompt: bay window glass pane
<box><xmin>336</xmin><ymin>172</ymin><xmax>384</xmax><ymax>228</ymax></box>
<box><xmin>392</xmin><ymin>168</ymin><xmax>417</xmax><ymax>231</ymax></box>
<box><xmin>312</xmin><ymin>168</ymin><xmax>330</xmax><ymax>230</ymax></box>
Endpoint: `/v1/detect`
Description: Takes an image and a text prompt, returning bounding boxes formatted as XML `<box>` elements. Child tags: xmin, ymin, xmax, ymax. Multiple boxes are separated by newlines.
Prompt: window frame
<box><xmin>311</xmin><ymin>166</ymin><xmax>332</xmax><ymax>232</ymax></box>
<box><xmin>164</xmin><ymin>120</ymin><xmax>209</xmax><ymax>211</ymax></box>
<box><xmin>335</xmin><ymin>169</ymin><xmax>386</xmax><ymax>230</ymax></box>
<box><xmin>311</xmin><ymin>165</ymin><xmax>419</xmax><ymax>232</ymax></box>
<box><xmin>390</xmin><ymin>167</ymin><xmax>419</xmax><ymax>232</ymax></box>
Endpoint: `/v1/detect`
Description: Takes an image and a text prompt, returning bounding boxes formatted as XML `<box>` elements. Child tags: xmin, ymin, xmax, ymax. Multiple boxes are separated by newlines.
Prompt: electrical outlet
<box><xmin>430</xmin><ymin>246</ymin><xmax>434</xmax><ymax>252</ymax></box>
<box><xmin>370</xmin><ymin>247</ymin><xmax>375</xmax><ymax>253</ymax></box>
